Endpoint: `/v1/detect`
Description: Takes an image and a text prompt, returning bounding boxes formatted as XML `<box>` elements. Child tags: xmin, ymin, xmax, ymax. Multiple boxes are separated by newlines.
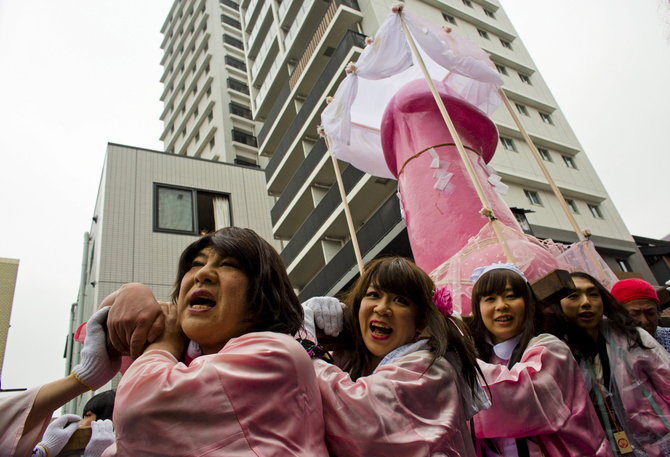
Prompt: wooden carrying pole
<box><xmin>498</xmin><ymin>88</ymin><xmax>586</xmax><ymax>241</ymax></box>
<box><xmin>398</xmin><ymin>13</ymin><xmax>515</xmax><ymax>264</ymax></box>
<box><xmin>325</xmin><ymin>135</ymin><xmax>365</xmax><ymax>274</ymax></box>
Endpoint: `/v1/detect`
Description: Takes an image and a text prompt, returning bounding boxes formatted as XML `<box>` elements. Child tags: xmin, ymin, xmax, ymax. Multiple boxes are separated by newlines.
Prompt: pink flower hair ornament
<box><xmin>432</xmin><ymin>286</ymin><xmax>454</xmax><ymax>317</ymax></box>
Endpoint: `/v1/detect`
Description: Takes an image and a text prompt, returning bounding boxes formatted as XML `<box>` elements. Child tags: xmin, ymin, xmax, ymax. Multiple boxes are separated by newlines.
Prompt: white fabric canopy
<box><xmin>321</xmin><ymin>9</ymin><xmax>503</xmax><ymax>179</ymax></box>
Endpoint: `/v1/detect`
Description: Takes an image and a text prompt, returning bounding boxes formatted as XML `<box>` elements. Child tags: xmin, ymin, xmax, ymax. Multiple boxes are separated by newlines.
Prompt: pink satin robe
<box><xmin>474</xmin><ymin>334</ymin><xmax>613</xmax><ymax>457</ymax></box>
<box><xmin>314</xmin><ymin>349</ymin><xmax>477</xmax><ymax>456</ymax></box>
<box><xmin>0</xmin><ymin>387</ymin><xmax>51</xmax><ymax>456</ymax></box>
<box><xmin>104</xmin><ymin>332</ymin><xmax>329</xmax><ymax>457</ymax></box>
<box><xmin>603</xmin><ymin>326</ymin><xmax>670</xmax><ymax>456</ymax></box>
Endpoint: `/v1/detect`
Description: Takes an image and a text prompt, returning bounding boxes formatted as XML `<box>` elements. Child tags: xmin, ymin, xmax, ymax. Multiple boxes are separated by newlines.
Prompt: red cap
<box><xmin>611</xmin><ymin>278</ymin><xmax>659</xmax><ymax>304</ymax></box>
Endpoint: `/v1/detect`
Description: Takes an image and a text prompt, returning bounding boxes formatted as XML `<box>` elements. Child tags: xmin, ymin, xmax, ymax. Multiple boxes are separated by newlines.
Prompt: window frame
<box><xmin>588</xmin><ymin>204</ymin><xmax>604</xmax><ymax>219</ymax></box>
<box><xmin>539</xmin><ymin>112</ymin><xmax>554</xmax><ymax>125</ymax></box>
<box><xmin>153</xmin><ymin>183</ymin><xmax>233</xmax><ymax>235</ymax></box>
<box><xmin>515</xmin><ymin>103</ymin><xmax>529</xmax><ymax>116</ymax></box>
<box><xmin>562</xmin><ymin>155</ymin><xmax>577</xmax><ymax>169</ymax></box>
<box><xmin>477</xmin><ymin>29</ymin><xmax>490</xmax><ymax>40</ymax></box>
<box><xmin>524</xmin><ymin>189</ymin><xmax>543</xmax><ymax>206</ymax></box>
<box><xmin>500</xmin><ymin>39</ymin><xmax>512</xmax><ymax>50</ymax></box>
<box><xmin>500</xmin><ymin>136</ymin><xmax>517</xmax><ymax>152</ymax></box>
<box><xmin>495</xmin><ymin>63</ymin><xmax>508</xmax><ymax>75</ymax></box>
<box><xmin>565</xmin><ymin>198</ymin><xmax>579</xmax><ymax>214</ymax></box>
<box><xmin>537</xmin><ymin>147</ymin><xmax>552</xmax><ymax>162</ymax></box>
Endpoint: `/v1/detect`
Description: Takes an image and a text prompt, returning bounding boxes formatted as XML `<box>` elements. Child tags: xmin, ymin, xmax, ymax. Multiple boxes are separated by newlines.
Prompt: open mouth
<box><xmin>370</xmin><ymin>321</ymin><xmax>393</xmax><ymax>338</ymax></box>
<box><xmin>578</xmin><ymin>312</ymin><xmax>595</xmax><ymax>319</ymax></box>
<box><xmin>494</xmin><ymin>315</ymin><xmax>513</xmax><ymax>323</ymax></box>
<box><xmin>189</xmin><ymin>290</ymin><xmax>216</xmax><ymax>310</ymax></box>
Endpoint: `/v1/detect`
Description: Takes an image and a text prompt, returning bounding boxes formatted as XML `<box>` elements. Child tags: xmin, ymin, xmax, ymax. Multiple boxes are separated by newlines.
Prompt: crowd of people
<box><xmin>1</xmin><ymin>227</ymin><xmax>669</xmax><ymax>456</ymax></box>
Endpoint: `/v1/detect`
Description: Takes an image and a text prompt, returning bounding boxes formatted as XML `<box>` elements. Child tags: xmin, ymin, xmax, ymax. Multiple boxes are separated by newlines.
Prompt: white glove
<box><xmin>84</xmin><ymin>419</ymin><xmax>115</xmax><ymax>457</ymax></box>
<box><xmin>666</xmin><ymin>279</ymin><xmax>670</xmax><ymax>291</ymax></box>
<box><xmin>34</xmin><ymin>414</ymin><xmax>81</xmax><ymax>456</ymax></box>
<box><xmin>303</xmin><ymin>297</ymin><xmax>345</xmax><ymax>336</ymax></box>
<box><xmin>72</xmin><ymin>307</ymin><xmax>121</xmax><ymax>390</ymax></box>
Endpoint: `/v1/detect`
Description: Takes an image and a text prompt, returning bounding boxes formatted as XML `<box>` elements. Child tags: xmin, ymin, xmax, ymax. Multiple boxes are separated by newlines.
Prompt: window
<box><xmin>208</xmin><ymin>111</ymin><xmax>214</xmax><ymax>122</ymax></box>
<box><xmin>209</xmin><ymin>138</ymin><xmax>216</xmax><ymax>149</ymax></box>
<box><xmin>225</xmin><ymin>55</ymin><xmax>247</xmax><ymax>71</ymax></box>
<box><xmin>565</xmin><ymin>199</ymin><xmax>579</xmax><ymax>214</ymax></box>
<box><xmin>229</xmin><ymin>102</ymin><xmax>252</xmax><ymax>119</ymax></box>
<box><xmin>588</xmin><ymin>204</ymin><xmax>603</xmax><ymax>218</ymax></box>
<box><xmin>500</xmin><ymin>39</ymin><xmax>512</xmax><ymax>50</ymax></box>
<box><xmin>442</xmin><ymin>13</ymin><xmax>457</xmax><ymax>25</ymax></box>
<box><xmin>538</xmin><ymin>147</ymin><xmax>552</xmax><ymax>161</ymax></box>
<box><xmin>232</xmin><ymin>128</ymin><xmax>258</xmax><ymax>147</ymax></box>
<box><xmin>195</xmin><ymin>132</ymin><xmax>200</xmax><ymax>142</ymax></box>
<box><xmin>484</xmin><ymin>9</ymin><xmax>496</xmax><ymax>19</ymax></box>
<box><xmin>518</xmin><ymin>73</ymin><xmax>532</xmax><ymax>85</ymax></box>
<box><xmin>206</xmin><ymin>87</ymin><xmax>212</xmax><ymax>97</ymax></box>
<box><xmin>194</xmin><ymin>107</ymin><xmax>199</xmax><ymax>117</ymax></box>
<box><xmin>227</xmin><ymin>77</ymin><xmax>249</xmax><ymax>94</ymax></box>
<box><xmin>477</xmin><ymin>29</ymin><xmax>490</xmax><ymax>40</ymax></box>
<box><xmin>234</xmin><ymin>156</ymin><xmax>259</xmax><ymax>168</ymax></box>
<box><xmin>515</xmin><ymin>103</ymin><xmax>529</xmax><ymax>116</ymax></box>
<box><xmin>495</xmin><ymin>63</ymin><xmax>508</xmax><ymax>75</ymax></box>
<box><xmin>524</xmin><ymin>190</ymin><xmax>542</xmax><ymax>206</ymax></box>
<box><xmin>539</xmin><ymin>112</ymin><xmax>554</xmax><ymax>125</ymax></box>
<box><xmin>154</xmin><ymin>184</ymin><xmax>231</xmax><ymax>235</ymax></box>
<box><xmin>221</xmin><ymin>14</ymin><xmax>241</xmax><ymax>29</ymax></box>
<box><xmin>223</xmin><ymin>34</ymin><xmax>244</xmax><ymax>49</ymax></box>
<box><xmin>462</xmin><ymin>0</ymin><xmax>473</xmax><ymax>7</ymax></box>
<box><xmin>500</xmin><ymin>136</ymin><xmax>516</xmax><ymax>151</ymax></box>
<box><xmin>616</xmin><ymin>259</ymin><xmax>631</xmax><ymax>272</ymax></box>
<box><xmin>562</xmin><ymin>155</ymin><xmax>577</xmax><ymax>169</ymax></box>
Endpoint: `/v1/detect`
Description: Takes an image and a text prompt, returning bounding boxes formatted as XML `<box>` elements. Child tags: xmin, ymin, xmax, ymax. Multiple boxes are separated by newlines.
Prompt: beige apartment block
<box><xmin>233</xmin><ymin>0</ymin><xmax>653</xmax><ymax>298</ymax></box>
<box><xmin>0</xmin><ymin>257</ymin><xmax>19</xmax><ymax>380</ymax></box>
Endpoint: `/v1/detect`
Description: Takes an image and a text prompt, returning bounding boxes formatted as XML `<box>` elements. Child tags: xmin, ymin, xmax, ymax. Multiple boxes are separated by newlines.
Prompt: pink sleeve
<box><xmin>112</xmin><ymin>332</ymin><xmax>327</xmax><ymax>456</ymax></box>
<box><xmin>474</xmin><ymin>334</ymin><xmax>577</xmax><ymax>438</ymax></box>
<box><xmin>314</xmin><ymin>351</ymin><xmax>474</xmax><ymax>457</ymax></box>
<box><xmin>0</xmin><ymin>387</ymin><xmax>50</xmax><ymax>456</ymax></box>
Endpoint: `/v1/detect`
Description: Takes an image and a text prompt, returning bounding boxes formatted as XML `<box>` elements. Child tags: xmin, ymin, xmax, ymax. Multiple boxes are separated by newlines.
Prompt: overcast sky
<box><xmin>1</xmin><ymin>1</ymin><xmax>669</xmax><ymax>391</ymax></box>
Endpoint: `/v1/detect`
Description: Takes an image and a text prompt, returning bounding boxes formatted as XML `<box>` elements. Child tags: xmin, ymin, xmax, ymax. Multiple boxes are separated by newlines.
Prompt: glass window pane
<box><xmin>158</xmin><ymin>187</ymin><xmax>194</xmax><ymax>232</ymax></box>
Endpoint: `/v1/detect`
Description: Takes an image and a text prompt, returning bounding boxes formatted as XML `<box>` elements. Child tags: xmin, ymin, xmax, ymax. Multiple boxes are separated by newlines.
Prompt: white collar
<box><xmin>488</xmin><ymin>333</ymin><xmax>523</xmax><ymax>361</ymax></box>
<box><xmin>375</xmin><ymin>339</ymin><xmax>429</xmax><ymax>371</ymax></box>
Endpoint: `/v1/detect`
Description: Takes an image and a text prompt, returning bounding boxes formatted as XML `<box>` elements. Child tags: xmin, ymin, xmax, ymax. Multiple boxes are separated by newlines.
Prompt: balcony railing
<box><xmin>264</xmin><ymin>30</ymin><xmax>365</xmax><ymax>178</ymax></box>
<box><xmin>227</xmin><ymin>77</ymin><xmax>249</xmax><ymax>94</ymax></box>
<box><xmin>271</xmin><ymin>138</ymin><xmax>328</xmax><ymax>224</ymax></box>
<box><xmin>297</xmin><ymin>193</ymin><xmax>403</xmax><ymax>300</ymax></box>
<box><xmin>279</xmin><ymin>164</ymin><xmax>365</xmax><ymax>267</ymax></box>
<box><xmin>232</xmin><ymin>128</ymin><xmax>258</xmax><ymax>147</ymax></box>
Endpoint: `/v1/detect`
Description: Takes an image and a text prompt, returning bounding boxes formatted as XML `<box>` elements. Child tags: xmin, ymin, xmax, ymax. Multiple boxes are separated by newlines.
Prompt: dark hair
<box><xmin>82</xmin><ymin>390</ymin><xmax>116</xmax><ymax>421</ymax></box>
<box><xmin>171</xmin><ymin>227</ymin><xmax>303</xmax><ymax>335</ymax></box>
<box><xmin>550</xmin><ymin>272</ymin><xmax>650</xmax><ymax>360</ymax></box>
<box><xmin>341</xmin><ymin>257</ymin><xmax>481</xmax><ymax>396</ymax></box>
<box><xmin>469</xmin><ymin>268</ymin><xmax>541</xmax><ymax>362</ymax></box>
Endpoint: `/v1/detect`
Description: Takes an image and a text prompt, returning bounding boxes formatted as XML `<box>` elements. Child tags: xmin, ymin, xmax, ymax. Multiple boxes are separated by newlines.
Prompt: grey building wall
<box><xmin>64</xmin><ymin>142</ymin><xmax>275</xmax><ymax>413</ymax></box>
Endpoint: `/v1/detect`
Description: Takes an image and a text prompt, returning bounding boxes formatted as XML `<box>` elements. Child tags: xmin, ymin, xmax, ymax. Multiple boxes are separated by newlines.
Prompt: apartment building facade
<box><xmin>233</xmin><ymin>0</ymin><xmax>653</xmax><ymax>299</ymax></box>
<box><xmin>159</xmin><ymin>0</ymin><xmax>263</xmax><ymax>167</ymax></box>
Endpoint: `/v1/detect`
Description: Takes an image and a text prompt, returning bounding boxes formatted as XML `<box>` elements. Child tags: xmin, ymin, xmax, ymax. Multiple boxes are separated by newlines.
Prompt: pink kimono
<box><xmin>105</xmin><ymin>331</ymin><xmax>329</xmax><ymax>457</ymax></box>
<box><xmin>314</xmin><ymin>345</ymin><xmax>479</xmax><ymax>456</ymax></box>
<box><xmin>600</xmin><ymin>324</ymin><xmax>670</xmax><ymax>456</ymax></box>
<box><xmin>474</xmin><ymin>334</ymin><xmax>613</xmax><ymax>457</ymax></box>
<box><xmin>0</xmin><ymin>387</ymin><xmax>51</xmax><ymax>456</ymax></box>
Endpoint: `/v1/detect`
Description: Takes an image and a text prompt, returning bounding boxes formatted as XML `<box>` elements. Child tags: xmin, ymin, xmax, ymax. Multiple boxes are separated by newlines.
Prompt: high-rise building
<box><xmin>227</xmin><ymin>0</ymin><xmax>653</xmax><ymax>298</ymax></box>
<box><xmin>159</xmin><ymin>0</ymin><xmax>262</xmax><ymax>167</ymax></box>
